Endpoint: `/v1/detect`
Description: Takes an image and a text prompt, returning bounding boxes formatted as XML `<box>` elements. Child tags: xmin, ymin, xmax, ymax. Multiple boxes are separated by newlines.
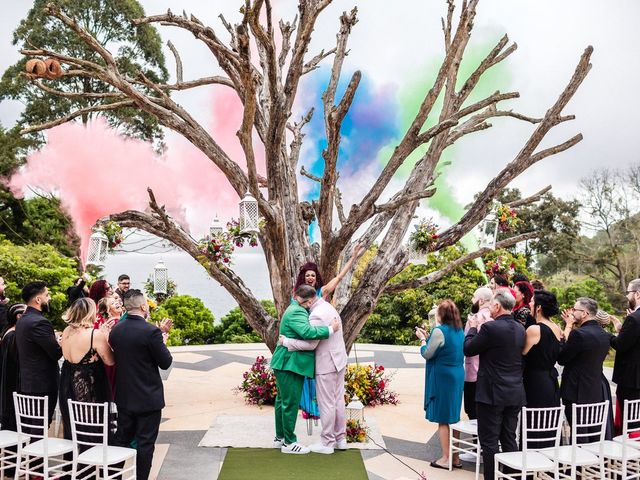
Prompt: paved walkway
<box><xmin>151</xmin><ymin>343</ymin><xmax>479</xmax><ymax>480</ymax></box>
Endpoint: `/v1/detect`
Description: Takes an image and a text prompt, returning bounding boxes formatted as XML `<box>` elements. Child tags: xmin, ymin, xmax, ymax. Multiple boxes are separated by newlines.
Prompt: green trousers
<box><xmin>274</xmin><ymin>369</ymin><xmax>305</xmax><ymax>444</ymax></box>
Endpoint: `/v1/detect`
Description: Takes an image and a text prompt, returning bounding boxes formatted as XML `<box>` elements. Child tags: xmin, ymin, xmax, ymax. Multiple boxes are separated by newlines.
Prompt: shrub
<box><xmin>344</xmin><ymin>364</ymin><xmax>398</xmax><ymax>406</ymax></box>
<box><xmin>0</xmin><ymin>237</ymin><xmax>77</xmax><ymax>329</ymax></box>
<box><xmin>149</xmin><ymin>294</ymin><xmax>215</xmax><ymax>346</ymax></box>
<box><xmin>235</xmin><ymin>356</ymin><xmax>277</xmax><ymax>406</ymax></box>
<box><xmin>212</xmin><ymin>300</ymin><xmax>275</xmax><ymax>344</ymax></box>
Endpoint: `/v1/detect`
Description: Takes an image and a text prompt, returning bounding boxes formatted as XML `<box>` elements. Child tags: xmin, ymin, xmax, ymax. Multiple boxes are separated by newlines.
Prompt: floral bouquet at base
<box><xmin>344</xmin><ymin>364</ymin><xmax>398</xmax><ymax>407</ymax></box>
<box><xmin>235</xmin><ymin>356</ymin><xmax>278</xmax><ymax>406</ymax></box>
<box><xmin>346</xmin><ymin>418</ymin><xmax>369</xmax><ymax>443</ymax></box>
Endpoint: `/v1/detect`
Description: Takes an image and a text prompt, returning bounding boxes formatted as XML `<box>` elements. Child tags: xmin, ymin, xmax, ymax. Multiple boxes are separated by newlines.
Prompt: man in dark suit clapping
<box><xmin>463</xmin><ymin>288</ymin><xmax>526</xmax><ymax>480</ymax></box>
<box><xmin>16</xmin><ymin>281</ymin><xmax>62</xmax><ymax>424</ymax></box>
<box><xmin>559</xmin><ymin>297</ymin><xmax>611</xmax><ymax>429</ymax></box>
<box><xmin>610</xmin><ymin>280</ymin><xmax>640</xmax><ymax>429</ymax></box>
<box><xmin>109</xmin><ymin>289</ymin><xmax>172</xmax><ymax>480</ymax></box>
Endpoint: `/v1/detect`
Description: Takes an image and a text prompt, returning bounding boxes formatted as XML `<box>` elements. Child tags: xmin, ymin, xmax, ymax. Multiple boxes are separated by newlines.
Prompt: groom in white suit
<box><xmin>281</xmin><ymin>295</ymin><xmax>348</xmax><ymax>454</ymax></box>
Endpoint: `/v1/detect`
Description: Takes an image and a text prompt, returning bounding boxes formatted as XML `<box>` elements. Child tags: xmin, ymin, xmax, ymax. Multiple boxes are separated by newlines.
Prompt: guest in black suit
<box><xmin>16</xmin><ymin>281</ymin><xmax>62</xmax><ymax>424</ymax></box>
<box><xmin>109</xmin><ymin>289</ymin><xmax>172</xmax><ymax>480</ymax></box>
<box><xmin>464</xmin><ymin>289</ymin><xmax>526</xmax><ymax>480</ymax></box>
<box><xmin>559</xmin><ymin>297</ymin><xmax>612</xmax><ymax>432</ymax></box>
<box><xmin>611</xmin><ymin>279</ymin><xmax>640</xmax><ymax>430</ymax></box>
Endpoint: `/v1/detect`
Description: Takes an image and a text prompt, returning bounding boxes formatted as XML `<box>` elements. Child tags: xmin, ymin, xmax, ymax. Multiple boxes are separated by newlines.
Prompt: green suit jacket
<box><xmin>270</xmin><ymin>301</ymin><xmax>330</xmax><ymax>378</ymax></box>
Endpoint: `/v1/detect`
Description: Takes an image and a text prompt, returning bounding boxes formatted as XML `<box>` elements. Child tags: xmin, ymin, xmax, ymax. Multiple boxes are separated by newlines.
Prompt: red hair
<box><xmin>437</xmin><ymin>300</ymin><xmax>462</xmax><ymax>330</ymax></box>
<box><xmin>293</xmin><ymin>262</ymin><xmax>324</xmax><ymax>292</ymax></box>
<box><xmin>89</xmin><ymin>279</ymin><xmax>110</xmax><ymax>305</ymax></box>
<box><xmin>514</xmin><ymin>281</ymin><xmax>534</xmax><ymax>311</ymax></box>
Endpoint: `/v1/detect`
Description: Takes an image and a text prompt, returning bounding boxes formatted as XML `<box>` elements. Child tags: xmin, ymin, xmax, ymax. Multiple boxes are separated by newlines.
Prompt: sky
<box><xmin>1</xmin><ymin>0</ymin><xmax>639</xmax><ymax>243</ymax></box>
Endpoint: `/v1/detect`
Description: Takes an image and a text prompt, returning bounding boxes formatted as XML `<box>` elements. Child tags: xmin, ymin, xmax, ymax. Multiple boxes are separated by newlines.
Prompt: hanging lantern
<box><xmin>407</xmin><ymin>246</ymin><xmax>427</xmax><ymax>265</ymax></box>
<box><xmin>346</xmin><ymin>395</ymin><xmax>365</xmax><ymax>423</ymax></box>
<box><xmin>86</xmin><ymin>229</ymin><xmax>108</xmax><ymax>267</ymax></box>
<box><xmin>209</xmin><ymin>215</ymin><xmax>224</xmax><ymax>237</ymax></box>
<box><xmin>153</xmin><ymin>260</ymin><xmax>168</xmax><ymax>295</ymax></box>
<box><xmin>478</xmin><ymin>212</ymin><xmax>499</xmax><ymax>250</ymax></box>
<box><xmin>239</xmin><ymin>192</ymin><xmax>259</xmax><ymax>234</ymax></box>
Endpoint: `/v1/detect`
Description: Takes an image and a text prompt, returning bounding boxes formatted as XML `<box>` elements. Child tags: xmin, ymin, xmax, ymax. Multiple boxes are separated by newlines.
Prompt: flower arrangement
<box><xmin>344</xmin><ymin>364</ymin><xmax>398</xmax><ymax>407</ymax></box>
<box><xmin>409</xmin><ymin>219</ymin><xmax>439</xmax><ymax>253</ymax></box>
<box><xmin>102</xmin><ymin>221</ymin><xmax>124</xmax><ymax>250</ymax></box>
<box><xmin>200</xmin><ymin>218</ymin><xmax>265</xmax><ymax>266</ymax></box>
<box><xmin>346</xmin><ymin>419</ymin><xmax>369</xmax><ymax>443</ymax></box>
<box><xmin>235</xmin><ymin>356</ymin><xmax>278</xmax><ymax>406</ymax></box>
<box><xmin>485</xmin><ymin>255</ymin><xmax>516</xmax><ymax>278</ymax></box>
<box><xmin>496</xmin><ymin>203</ymin><xmax>520</xmax><ymax>232</ymax></box>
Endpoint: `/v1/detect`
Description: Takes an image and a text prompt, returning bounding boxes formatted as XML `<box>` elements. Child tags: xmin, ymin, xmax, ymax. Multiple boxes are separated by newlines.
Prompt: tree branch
<box><xmin>300</xmin><ymin>165</ymin><xmax>321</xmax><ymax>183</ymax></box>
<box><xmin>384</xmin><ymin>232</ymin><xmax>538</xmax><ymax>294</ymax></box>
<box><xmin>374</xmin><ymin>187</ymin><xmax>437</xmax><ymax>214</ymax></box>
<box><xmin>166</xmin><ymin>40</ymin><xmax>183</xmax><ymax>83</ymax></box>
<box><xmin>20</xmin><ymin>100</ymin><xmax>136</xmax><ymax>134</ymax></box>
<box><xmin>507</xmin><ymin>185</ymin><xmax>552</xmax><ymax>208</ymax></box>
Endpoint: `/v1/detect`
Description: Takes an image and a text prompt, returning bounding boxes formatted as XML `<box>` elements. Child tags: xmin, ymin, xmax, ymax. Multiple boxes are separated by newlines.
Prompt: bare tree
<box><xmin>19</xmin><ymin>1</ymin><xmax>592</xmax><ymax>351</ymax></box>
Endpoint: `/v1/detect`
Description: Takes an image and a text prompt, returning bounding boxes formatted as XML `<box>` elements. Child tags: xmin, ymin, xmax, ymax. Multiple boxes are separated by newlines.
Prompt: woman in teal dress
<box><xmin>416</xmin><ymin>299</ymin><xmax>465</xmax><ymax>470</ymax></box>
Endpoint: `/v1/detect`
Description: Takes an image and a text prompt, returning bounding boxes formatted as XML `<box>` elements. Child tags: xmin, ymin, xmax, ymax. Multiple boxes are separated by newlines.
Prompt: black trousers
<box><xmin>115</xmin><ymin>408</ymin><xmax>161</xmax><ymax>480</ymax></box>
<box><xmin>476</xmin><ymin>402</ymin><xmax>520</xmax><ymax>480</ymax></box>
<box><xmin>464</xmin><ymin>382</ymin><xmax>477</xmax><ymax>420</ymax></box>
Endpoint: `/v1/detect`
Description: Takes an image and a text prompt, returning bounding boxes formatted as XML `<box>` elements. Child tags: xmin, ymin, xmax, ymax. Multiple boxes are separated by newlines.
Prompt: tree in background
<box><xmin>492</xmin><ymin>187</ymin><xmax>581</xmax><ymax>274</ymax></box>
<box><xmin>213</xmin><ymin>300</ymin><xmax>276</xmax><ymax>344</ymax></box>
<box><xmin>14</xmin><ymin>1</ymin><xmax>593</xmax><ymax>350</ymax></box>
<box><xmin>0</xmin><ymin>236</ymin><xmax>77</xmax><ymax>329</ymax></box>
<box><xmin>0</xmin><ymin>0</ymin><xmax>168</xmax><ymax>146</ymax></box>
<box><xmin>150</xmin><ymin>294</ymin><xmax>215</xmax><ymax>346</ymax></box>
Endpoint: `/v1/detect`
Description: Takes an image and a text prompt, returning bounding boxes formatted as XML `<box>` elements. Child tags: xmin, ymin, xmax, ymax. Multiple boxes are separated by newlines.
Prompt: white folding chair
<box><xmin>68</xmin><ymin>400</ymin><xmax>136</xmax><ymax>479</ymax></box>
<box><xmin>0</xmin><ymin>419</ymin><xmax>29</xmax><ymax>479</ymax></box>
<box><xmin>582</xmin><ymin>398</ymin><xmax>640</xmax><ymax>479</ymax></box>
<box><xmin>449</xmin><ymin>419</ymin><xmax>481</xmax><ymax>479</ymax></box>
<box><xmin>495</xmin><ymin>406</ymin><xmax>563</xmax><ymax>480</ymax></box>
<box><xmin>13</xmin><ymin>392</ymin><xmax>74</xmax><ymax>479</ymax></box>
<box><xmin>613</xmin><ymin>398</ymin><xmax>640</xmax><ymax>446</ymax></box>
<box><xmin>539</xmin><ymin>401</ymin><xmax>608</xmax><ymax>480</ymax></box>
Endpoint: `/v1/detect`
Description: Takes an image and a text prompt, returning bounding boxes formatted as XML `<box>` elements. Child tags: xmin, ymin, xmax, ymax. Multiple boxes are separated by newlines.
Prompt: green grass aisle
<box><xmin>217</xmin><ymin>448</ymin><xmax>368</xmax><ymax>480</ymax></box>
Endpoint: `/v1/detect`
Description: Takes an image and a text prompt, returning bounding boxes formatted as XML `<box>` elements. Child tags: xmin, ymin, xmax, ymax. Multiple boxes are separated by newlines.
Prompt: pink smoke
<box><xmin>10</xmin><ymin>87</ymin><xmax>265</xmax><ymax>266</ymax></box>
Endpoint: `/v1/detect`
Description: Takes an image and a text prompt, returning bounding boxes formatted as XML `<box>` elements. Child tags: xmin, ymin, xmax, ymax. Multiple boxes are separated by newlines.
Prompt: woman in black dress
<box><xmin>522</xmin><ymin>290</ymin><xmax>563</xmax><ymax>408</ymax></box>
<box><xmin>0</xmin><ymin>303</ymin><xmax>26</xmax><ymax>431</ymax></box>
<box><xmin>58</xmin><ymin>298</ymin><xmax>114</xmax><ymax>440</ymax></box>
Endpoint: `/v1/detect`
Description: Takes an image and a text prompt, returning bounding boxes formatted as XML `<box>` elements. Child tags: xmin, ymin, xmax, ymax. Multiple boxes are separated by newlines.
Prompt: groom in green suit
<box><xmin>271</xmin><ymin>284</ymin><xmax>341</xmax><ymax>454</ymax></box>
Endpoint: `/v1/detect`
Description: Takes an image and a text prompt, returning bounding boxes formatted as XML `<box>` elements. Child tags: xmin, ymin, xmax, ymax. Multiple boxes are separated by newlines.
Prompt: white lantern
<box><xmin>346</xmin><ymin>395</ymin><xmax>365</xmax><ymax>423</ymax></box>
<box><xmin>407</xmin><ymin>246</ymin><xmax>427</xmax><ymax>265</ymax></box>
<box><xmin>86</xmin><ymin>229</ymin><xmax>108</xmax><ymax>267</ymax></box>
<box><xmin>153</xmin><ymin>260</ymin><xmax>168</xmax><ymax>295</ymax></box>
<box><xmin>478</xmin><ymin>212</ymin><xmax>499</xmax><ymax>250</ymax></box>
<box><xmin>209</xmin><ymin>215</ymin><xmax>224</xmax><ymax>237</ymax></box>
<box><xmin>239</xmin><ymin>192</ymin><xmax>259</xmax><ymax>234</ymax></box>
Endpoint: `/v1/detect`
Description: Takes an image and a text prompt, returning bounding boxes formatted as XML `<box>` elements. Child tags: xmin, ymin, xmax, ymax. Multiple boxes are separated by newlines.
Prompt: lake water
<box><xmin>102</xmin><ymin>245</ymin><xmax>272</xmax><ymax>321</ymax></box>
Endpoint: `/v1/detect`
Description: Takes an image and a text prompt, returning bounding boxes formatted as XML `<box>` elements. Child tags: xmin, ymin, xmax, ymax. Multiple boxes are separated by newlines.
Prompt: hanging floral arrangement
<box><xmin>496</xmin><ymin>203</ymin><xmax>520</xmax><ymax>232</ymax></box>
<box><xmin>485</xmin><ymin>255</ymin><xmax>516</xmax><ymax>278</ymax></box>
<box><xmin>201</xmin><ymin>218</ymin><xmax>266</xmax><ymax>267</ymax></box>
<box><xmin>409</xmin><ymin>218</ymin><xmax>439</xmax><ymax>253</ymax></box>
<box><xmin>102</xmin><ymin>221</ymin><xmax>124</xmax><ymax>251</ymax></box>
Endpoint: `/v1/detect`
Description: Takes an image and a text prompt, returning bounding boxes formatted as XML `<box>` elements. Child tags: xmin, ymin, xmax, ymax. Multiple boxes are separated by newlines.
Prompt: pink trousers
<box><xmin>315</xmin><ymin>367</ymin><xmax>347</xmax><ymax>446</ymax></box>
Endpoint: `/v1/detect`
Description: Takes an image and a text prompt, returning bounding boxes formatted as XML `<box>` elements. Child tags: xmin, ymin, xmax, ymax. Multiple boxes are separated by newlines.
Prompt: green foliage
<box><xmin>149</xmin><ymin>295</ymin><xmax>215</xmax><ymax>347</ymax></box>
<box><xmin>212</xmin><ymin>300</ymin><xmax>276</xmax><ymax>344</ymax></box>
<box><xmin>546</xmin><ymin>271</ymin><xmax>614</xmax><ymax>314</ymax></box>
<box><xmin>360</xmin><ymin>245</ymin><xmax>488</xmax><ymax>345</ymax></box>
<box><xmin>143</xmin><ymin>275</ymin><xmax>178</xmax><ymax>302</ymax></box>
<box><xmin>0</xmin><ymin>0</ymin><xmax>168</xmax><ymax>146</ymax></box>
<box><xmin>0</xmin><ymin>237</ymin><xmax>77</xmax><ymax>329</ymax></box>
<box><xmin>492</xmin><ymin>188</ymin><xmax>581</xmax><ymax>273</ymax></box>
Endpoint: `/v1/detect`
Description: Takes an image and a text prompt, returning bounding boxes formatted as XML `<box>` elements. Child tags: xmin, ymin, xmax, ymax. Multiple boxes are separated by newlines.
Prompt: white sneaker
<box><xmin>273</xmin><ymin>437</ymin><xmax>284</xmax><ymax>448</ymax></box>
<box><xmin>310</xmin><ymin>443</ymin><xmax>334</xmax><ymax>454</ymax></box>
<box><xmin>459</xmin><ymin>452</ymin><xmax>476</xmax><ymax>463</ymax></box>
<box><xmin>335</xmin><ymin>439</ymin><xmax>348</xmax><ymax>450</ymax></box>
<box><xmin>281</xmin><ymin>442</ymin><xmax>310</xmax><ymax>454</ymax></box>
